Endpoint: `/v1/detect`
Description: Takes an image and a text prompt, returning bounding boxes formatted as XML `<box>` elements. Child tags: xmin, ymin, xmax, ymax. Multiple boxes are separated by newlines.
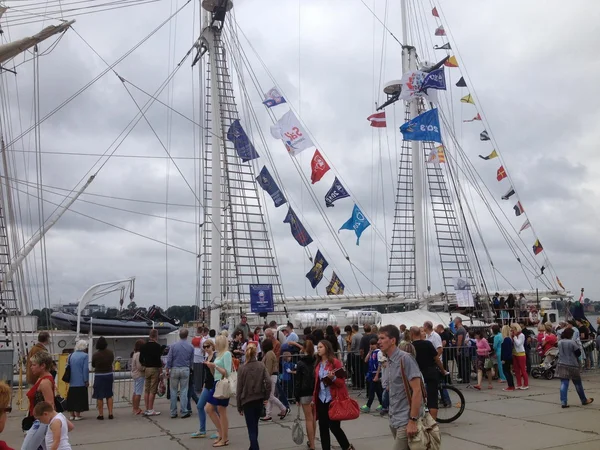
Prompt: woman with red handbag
<box><xmin>312</xmin><ymin>340</ymin><xmax>356</xmax><ymax>450</ymax></box>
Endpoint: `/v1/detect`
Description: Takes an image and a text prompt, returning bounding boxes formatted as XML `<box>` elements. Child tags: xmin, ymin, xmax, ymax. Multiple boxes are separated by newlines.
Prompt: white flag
<box><xmin>398</xmin><ymin>70</ymin><xmax>438</xmax><ymax>104</ymax></box>
<box><xmin>270</xmin><ymin>110</ymin><xmax>314</xmax><ymax>156</ymax></box>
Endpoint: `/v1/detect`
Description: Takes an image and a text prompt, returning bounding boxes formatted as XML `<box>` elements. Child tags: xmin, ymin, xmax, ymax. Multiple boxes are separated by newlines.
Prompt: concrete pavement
<box><xmin>4</xmin><ymin>371</ymin><xmax>600</xmax><ymax>449</ymax></box>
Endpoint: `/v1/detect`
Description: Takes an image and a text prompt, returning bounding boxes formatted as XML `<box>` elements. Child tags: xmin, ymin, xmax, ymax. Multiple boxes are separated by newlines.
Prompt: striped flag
<box><xmin>444</xmin><ymin>56</ymin><xmax>459</xmax><ymax>67</ymax></box>
<box><xmin>464</xmin><ymin>113</ymin><xmax>481</xmax><ymax>122</ymax></box>
<box><xmin>367</xmin><ymin>111</ymin><xmax>386</xmax><ymax>128</ymax></box>
<box><xmin>519</xmin><ymin>219</ymin><xmax>530</xmax><ymax>233</ymax></box>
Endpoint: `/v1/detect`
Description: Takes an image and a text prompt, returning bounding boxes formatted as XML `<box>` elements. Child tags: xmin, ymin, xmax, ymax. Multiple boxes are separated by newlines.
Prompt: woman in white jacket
<box><xmin>510</xmin><ymin>324</ymin><xmax>529</xmax><ymax>390</ymax></box>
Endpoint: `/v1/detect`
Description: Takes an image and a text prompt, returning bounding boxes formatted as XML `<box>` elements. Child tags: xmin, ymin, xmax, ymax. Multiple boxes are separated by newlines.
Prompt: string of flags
<box><xmin>428</xmin><ymin>4</ymin><xmax>559</xmax><ymax>285</ymax></box>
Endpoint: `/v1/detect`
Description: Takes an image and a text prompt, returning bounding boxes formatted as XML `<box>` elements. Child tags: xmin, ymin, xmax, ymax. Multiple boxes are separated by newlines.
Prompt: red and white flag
<box><xmin>434</xmin><ymin>26</ymin><xmax>446</xmax><ymax>36</ymax></box>
<box><xmin>367</xmin><ymin>111</ymin><xmax>386</xmax><ymax>128</ymax></box>
<box><xmin>310</xmin><ymin>149</ymin><xmax>330</xmax><ymax>184</ymax></box>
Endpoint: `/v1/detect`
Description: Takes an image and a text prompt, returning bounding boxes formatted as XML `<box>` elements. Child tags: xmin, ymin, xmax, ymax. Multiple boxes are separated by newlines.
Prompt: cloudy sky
<box><xmin>1</xmin><ymin>0</ymin><xmax>599</xmax><ymax>313</ymax></box>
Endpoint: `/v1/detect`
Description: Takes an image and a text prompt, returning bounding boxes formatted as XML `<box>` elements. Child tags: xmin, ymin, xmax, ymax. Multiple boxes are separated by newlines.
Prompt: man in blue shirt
<box><xmin>166</xmin><ymin>328</ymin><xmax>194</xmax><ymax>418</ymax></box>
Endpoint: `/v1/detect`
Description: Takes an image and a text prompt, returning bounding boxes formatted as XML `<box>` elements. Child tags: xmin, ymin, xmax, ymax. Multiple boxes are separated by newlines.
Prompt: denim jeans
<box><xmin>243</xmin><ymin>400</ymin><xmax>264</xmax><ymax>450</ymax></box>
<box><xmin>186</xmin><ymin>373</ymin><xmax>199</xmax><ymax>413</ymax></box>
<box><xmin>196</xmin><ymin>388</ymin><xmax>212</xmax><ymax>432</ymax></box>
<box><xmin>366</xmin><ymin>379</ymin><xmax>383</xmax><ymax>408</ymax></box>
<box><xmin>169</xmin><ymin>367</ymin><xmax>190</xmax><ymax>416</ymax></box>
<box><xmin>21</xmin><ymin>420</ymin><xmax>47</xmax><ymax>450</ymax></box>
<box><xmin>560</xmin><ymin>378</ymin><xmax>587</xmax><ymax>406</ymax></box>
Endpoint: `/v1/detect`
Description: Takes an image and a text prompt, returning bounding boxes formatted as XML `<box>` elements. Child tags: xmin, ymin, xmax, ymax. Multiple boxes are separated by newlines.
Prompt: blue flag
<box><xmin>256</xmin><ymin>166</ymin><xmax>286</xmax><ymax>208</ymax></box>
<box><xmin>227</xmin><ymin>119</ymin><xmax>260</xmax><ymax>162</ymax></box>
<box><xmin>326</xmin><ymin>272</ymin><xmax>345</xmax><ymax>295</ymax></box>
<box><xmin>420</xmin><ymin>67</ymin><xmax>446</xmax><ymax>93</ymax></box>
<box><xmin>284</xmin><ymin>207</ymin><xmax>313</xmax><ymax>247</ymax></box>
<box><xmin>305</xmin><ymin>250</ymin><xmax>328</xmax><ymax>289</ymax></box>
<box><xmin>339</xmin><ymin>204</ymin><xmax>370</xmax><ymax>245</ymax></box>
<box><xmin>399</xmin><ymin>108</ymin><xmax>442</xmax><ymax>143</ymax></box>
<box><xmin>325</xmin><ymin>177</ymin><xmax>350</xmax><ymax>207</ymax></box>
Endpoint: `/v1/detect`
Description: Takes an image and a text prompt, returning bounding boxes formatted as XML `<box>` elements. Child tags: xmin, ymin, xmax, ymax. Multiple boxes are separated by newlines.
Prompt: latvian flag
<box><xmin>367</xmin><ymin>111</ymin><xmax>386</xmax><ymax>128</ymax></box>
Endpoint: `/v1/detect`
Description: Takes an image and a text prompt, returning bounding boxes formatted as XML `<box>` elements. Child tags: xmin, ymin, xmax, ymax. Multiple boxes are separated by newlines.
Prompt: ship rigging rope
<box><xmin>9</xmin><ymin>182</ymin><xmax>197</xmax><ymax>255</ymax></box>
<box><xmin>222</xmin><ymin>24</ymin><xmax>386</xmax><ymax>295</ymax></box>
<box><xmin>432</xmin><ymin>1</ymin><xmax>559</xmax><ymax>290</ymax></box>
<box><xmin>33</xmin><ymin>45</ymin><xmax>53</xmax><ymax>338</ymax></box>
<box><xmin>5</xmin><ymin>0</ymin><xmax>192</xmax><ymax>150</ymax></box>
<box><xmin>4</xmin><ymin>178</ymin><xmax>199</xmax><ymax>225</ymax></box>
<box><xmin>2</xmin><ymin>175</ymin><xmax>196</xmax><ymax>208</ymax></box>
<box><xmin>2</xmin><ymin>0</ymin><xmax>163</xmax><ymax>27</ymax></box>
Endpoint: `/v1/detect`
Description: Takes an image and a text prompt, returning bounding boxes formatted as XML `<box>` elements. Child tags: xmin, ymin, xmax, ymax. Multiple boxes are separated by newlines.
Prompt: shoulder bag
<box><xmin>61</xmin><ymin>354</ymin><xmax>72</xmax><ymax>383</ymax></box>
<box><xmin>400</xmin><ymin>358</ymin><xmax>441</xmax><ymax>450</ymax></box>
<box><xmin>328</xmin><ymin>364</ymin><xmax>359</xmax><ymax>421</ymax></box>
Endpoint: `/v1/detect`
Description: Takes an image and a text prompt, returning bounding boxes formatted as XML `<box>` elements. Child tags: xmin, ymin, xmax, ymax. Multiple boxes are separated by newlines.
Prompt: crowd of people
<box><xmin>5</xmin><ymin>314</ymin><xmax>599</xmax><ymax>449</ymax></box>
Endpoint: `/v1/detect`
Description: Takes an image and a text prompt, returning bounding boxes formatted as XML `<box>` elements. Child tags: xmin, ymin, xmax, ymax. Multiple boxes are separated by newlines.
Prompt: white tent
<box><xmin>380</xmin><ymin>309</ymin><xmax>489</xmax><ymax>329</ymax></box>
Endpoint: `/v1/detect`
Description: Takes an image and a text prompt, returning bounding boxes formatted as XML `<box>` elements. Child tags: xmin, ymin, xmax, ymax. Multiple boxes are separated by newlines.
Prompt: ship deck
<box><xmin>3</xmin><ymin>372</ymin><xmax>600</xmax><ymax>449</ymax></box>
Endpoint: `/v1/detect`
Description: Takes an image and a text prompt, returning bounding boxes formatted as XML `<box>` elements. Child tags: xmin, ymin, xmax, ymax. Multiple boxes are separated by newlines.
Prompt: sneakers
<box><xmin>144</xmin><ymin>410</ymin><xmax>161</xmax><ymax>416</ymax></box>
<box><xmin>502</xmin><ymin>387</ymin><xmax>515</xmax><ymax>392</ymax></box>
<box><xmin>376</xmin><ymin>405</ymin><xmax>383</xmax><ymax>412</ymax></box>
<box><xmin>360</xmin><ymin>405</ymin><xmax>370</xmax><ymax>413</ymax></box>
<box><xmin>260</xmin><ymin>416</ymin><xmax>272</xmax><ymax>422</ymax></box>
<box><xmin>191</xmin><ymin>431</ymin><xmax>206</xmax><ymax>438</ymax></box>
<box><xmin>379</xmin><ymin>408</ymin><xmax>388</xmax><ymax>416</ymax></box>
<box><xmin>518</xmin><ymin>386</ymin><xmax>530</xmax><ymax>390</ymax></box>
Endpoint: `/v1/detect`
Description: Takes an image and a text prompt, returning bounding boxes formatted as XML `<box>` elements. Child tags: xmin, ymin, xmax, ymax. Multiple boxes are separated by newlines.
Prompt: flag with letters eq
<box><xmin>325</xmin><ymin>177</ymin><xmax>350</xmax><ymax>207</ymax></box>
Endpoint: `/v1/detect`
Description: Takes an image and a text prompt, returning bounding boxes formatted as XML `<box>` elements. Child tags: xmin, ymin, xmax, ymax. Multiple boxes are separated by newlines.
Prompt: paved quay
<box><xmin>5</xmin><ymin>372</ymin><xmax>600</xmax><ymax>449</ymax></box>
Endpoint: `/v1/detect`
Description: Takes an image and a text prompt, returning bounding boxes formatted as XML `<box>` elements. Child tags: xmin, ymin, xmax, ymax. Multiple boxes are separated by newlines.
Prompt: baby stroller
<box><xmin>531</xmin><ymin>347</ymin><xmax>558</xmax><ymax>380</ymax></box>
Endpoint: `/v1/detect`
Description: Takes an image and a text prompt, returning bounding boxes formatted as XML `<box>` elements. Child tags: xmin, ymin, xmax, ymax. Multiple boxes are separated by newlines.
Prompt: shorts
<box><xmin>144</xmin><ymin>367</ymin><xmax>160</xmax><ymax>394</ymax></box>
<box><xmin>134</xmin><ymin>376</ymin><xmax>144</xmax><ymax>396</ymax></box>
<box><xmin>206</xmin><ymin>381</ymin><xmax>230</xmax><ymax>407</ymax></box>
<box><xmin>476</xmin><ymin>355</ymin><xmax>488</xmax><ymax>372</ymax></box>
<box><xmin>299</xmin><ymin>396</ymin><xmax>312</xmax><ymax>405</ymax></box>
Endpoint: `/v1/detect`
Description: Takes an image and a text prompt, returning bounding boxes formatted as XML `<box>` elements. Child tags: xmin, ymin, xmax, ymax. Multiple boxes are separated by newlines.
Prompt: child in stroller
<box><xmin>532</xmin><ymin>325</ymin><xmax>558</xmax><ymax>379</ymax></box>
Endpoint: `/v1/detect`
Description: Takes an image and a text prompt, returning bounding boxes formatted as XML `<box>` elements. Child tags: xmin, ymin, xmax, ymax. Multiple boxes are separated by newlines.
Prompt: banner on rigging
<box><xmin>339</xmin><ymin>204</ymin><xmax>370</xmax><ymax>245</ymax></box>
<box><xmin>250</xmin><ymin>285</ymin><xmax>274</xmax><ymax>313</ymax></box>
<box><xmin>399</xmin><ymin>71</ymin><xmax>438</xmax><ymax>104</ymax></box>
<box><xmin>306</xmin><ymin>250</ymin><xmax>328</xmax><ymax>289</ymax></box>
<box><xmin>453</xmin><ymin>277</ymin><xmax>474</xmax><ymax>307</ymax></box>
<box><xmin>270</xmin><ymin>110</ymin><xmax>314</xmax><ymax>156</ymax></box>
<box><xmin>284</xmin><ymin>207</ymin><xmax>313</xmax><ymax>247</ymax></box>
<box><xmin>325</xmin><ymin>177</ymin><xmax>350</xmax><ymax>207</ymax></box>
<box><xmin>326</xmin><ymin>272</ymin><xmax>345</xmax><ymax>295</ymax></box>
<box><xmin>256</xmin><ymin>166</ymin><xmax>286</xmax><ymax>207</ymax></box>
<box><xmin>399</xmin><ymin>108</ymin><xmax>442</xmax><ymax>143</ymax></box>
<box><xmin>227</xmin><ymin>119</ymin><xmax>260</xmax><ymax>162</ymax></box>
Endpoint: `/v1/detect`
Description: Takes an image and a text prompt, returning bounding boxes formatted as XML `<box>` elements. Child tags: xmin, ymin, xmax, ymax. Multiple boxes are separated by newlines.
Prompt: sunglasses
<box><xmin>203</xmin><ymin>345</ymin><xmax>212</xmax><ymax>349</ymax></box>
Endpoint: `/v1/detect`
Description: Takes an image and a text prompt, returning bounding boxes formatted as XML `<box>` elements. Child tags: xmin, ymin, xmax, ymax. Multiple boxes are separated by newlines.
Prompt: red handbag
<box><xmin>328</xmin><ymin>388</ymin><xmax>359</xmax><ymax>421</ymax></box>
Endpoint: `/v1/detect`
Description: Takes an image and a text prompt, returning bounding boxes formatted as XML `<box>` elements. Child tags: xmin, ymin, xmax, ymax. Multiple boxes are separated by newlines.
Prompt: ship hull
<box><xmin>50</xmin><ymin>312</ymin><xmax>178</xmax><ymax>336</ymax></box>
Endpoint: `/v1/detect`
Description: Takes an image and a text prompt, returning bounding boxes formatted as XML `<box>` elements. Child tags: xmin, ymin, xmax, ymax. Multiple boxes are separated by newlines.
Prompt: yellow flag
<box><xmin>478</xmin><ymin>149</ymin><xmax>498</xmax><ymax>160</ymax></box>
<box><xmin>460</xmin><ymin>94</ymin><xmax>475</xmax><ymax>104</ymax></box>
<box><xmin>436</xmin><ymin>145</ymin><xmax>446</xmax><ymax>163</ymax></box>
<box><xmin>444</xmin><ymin>55</ymin><xmax>459</xmax><ymax>67</ymax></box>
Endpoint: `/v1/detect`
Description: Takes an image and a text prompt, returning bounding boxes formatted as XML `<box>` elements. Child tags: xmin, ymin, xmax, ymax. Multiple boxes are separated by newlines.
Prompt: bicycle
<box><xmin>435</xmin><ymin>382</ymin><xmax>465</xmax><ymax>423</ymax></box>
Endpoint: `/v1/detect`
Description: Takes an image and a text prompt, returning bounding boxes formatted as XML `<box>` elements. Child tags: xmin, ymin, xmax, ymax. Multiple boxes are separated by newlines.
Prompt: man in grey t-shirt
<box><xmin>378</xmin><ymin>324</ymin><xmax>423</xmax><ymax>450</ymax></box>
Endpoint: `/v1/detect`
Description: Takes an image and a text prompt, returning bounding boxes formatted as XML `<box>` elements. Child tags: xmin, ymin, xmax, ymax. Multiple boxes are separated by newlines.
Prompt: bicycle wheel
<box><xmin>436</xmin><ymin>384</ymin><xmax>465</xmax><ymax>424</ymax></box>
